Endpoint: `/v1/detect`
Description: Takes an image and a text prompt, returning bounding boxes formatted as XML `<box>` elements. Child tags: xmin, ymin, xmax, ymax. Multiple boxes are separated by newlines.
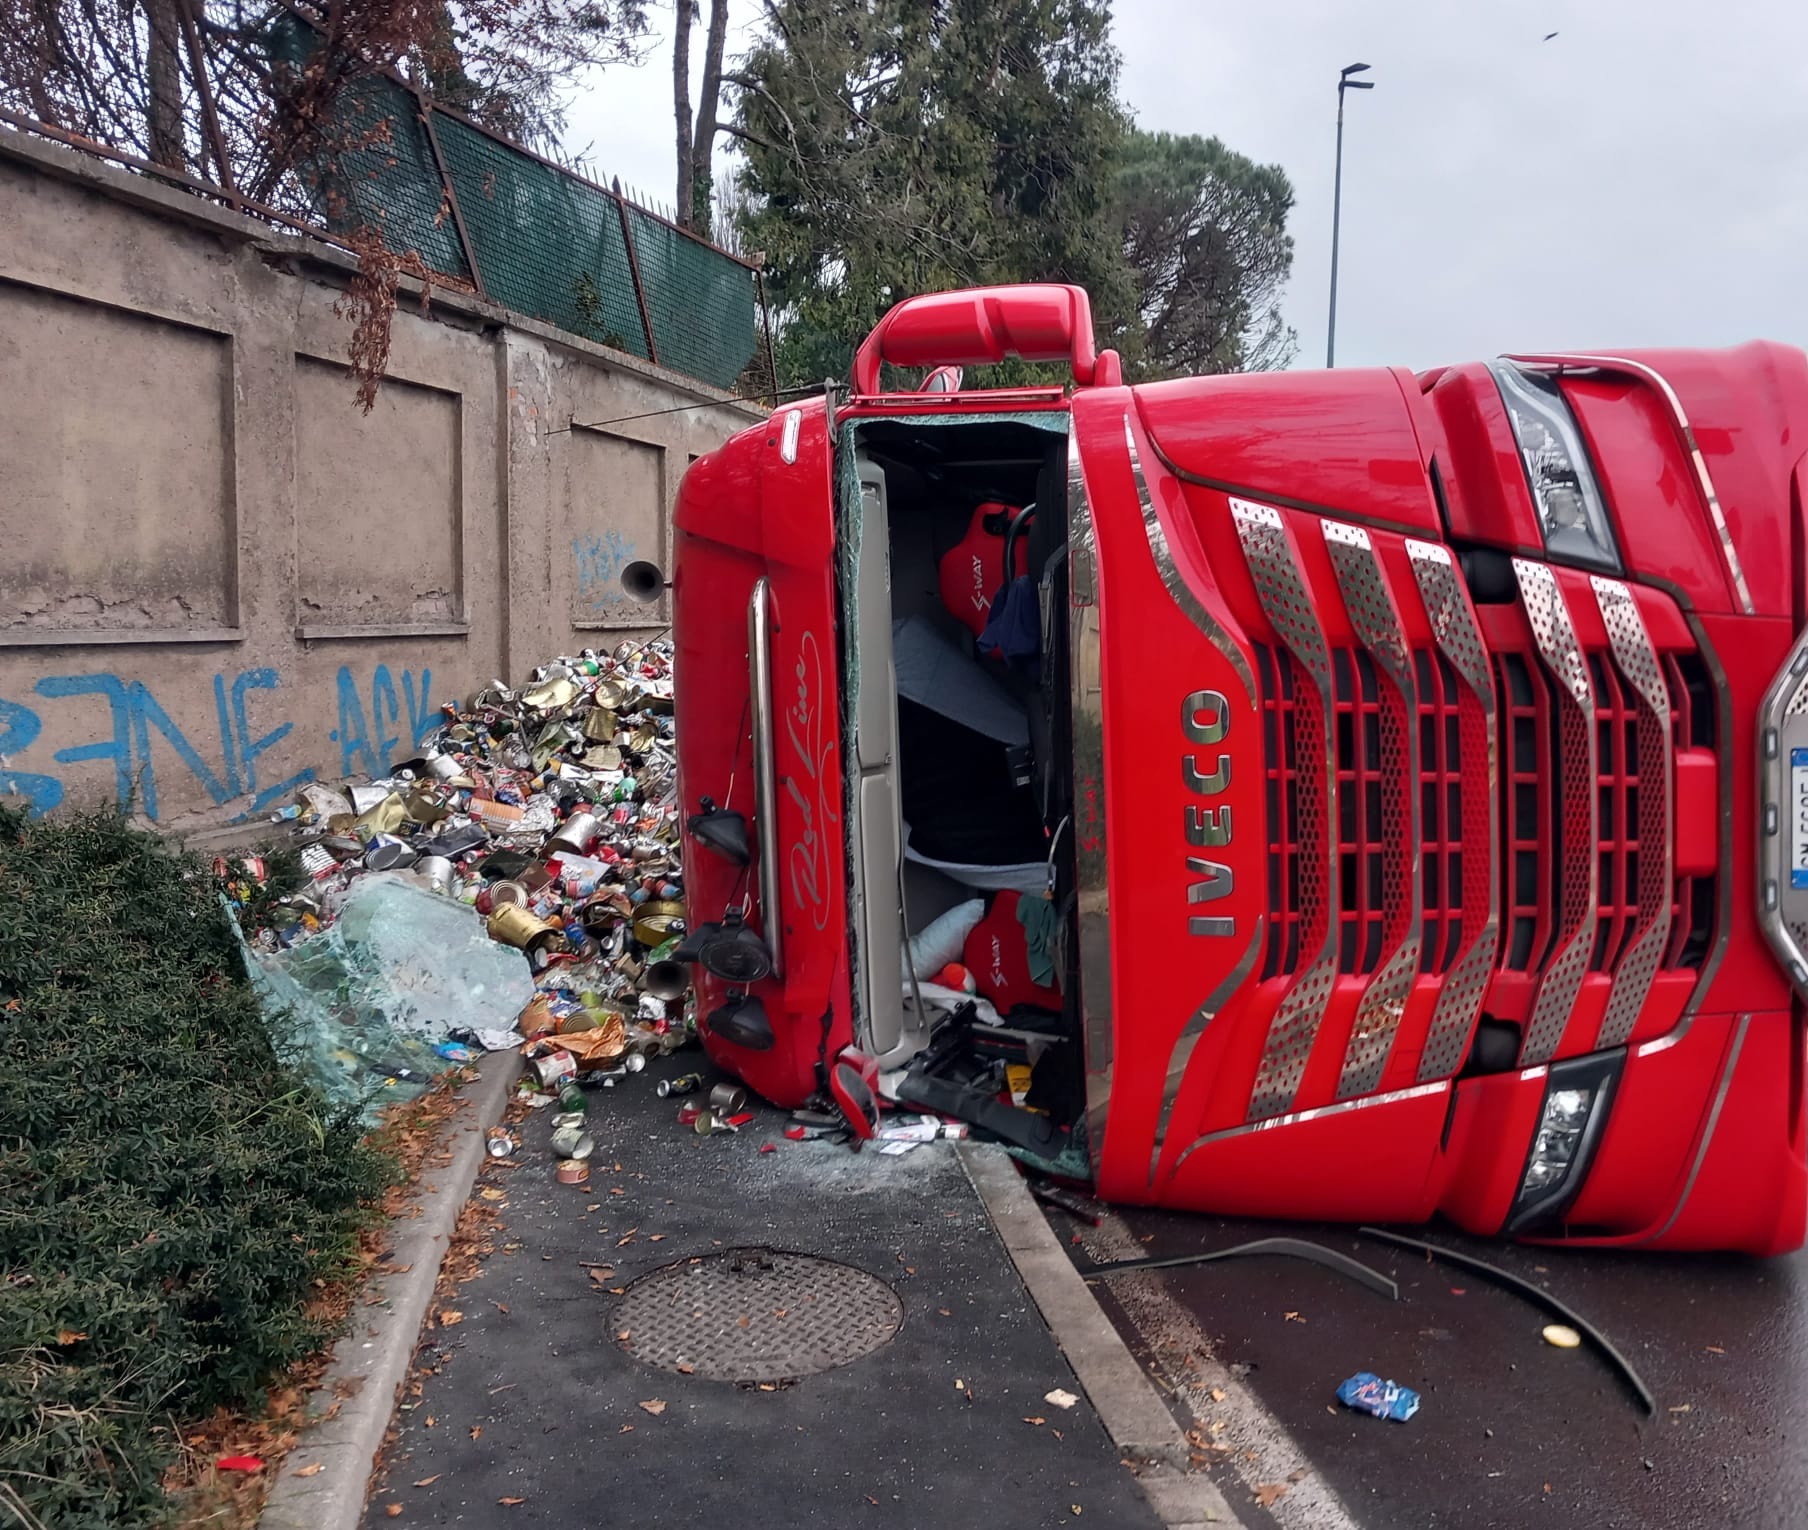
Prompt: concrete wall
<box><xmin>0</xmin><ymin>129</ymin><xmax>758</xmax><ymax>842</ymax></box>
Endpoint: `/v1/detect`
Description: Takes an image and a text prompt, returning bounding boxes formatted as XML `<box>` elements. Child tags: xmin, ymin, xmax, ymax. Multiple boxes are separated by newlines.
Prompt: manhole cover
<box><xmin>613</xmin><ymin>1247</ymin><xmax>903</xmax><ymax>1381</ymax></box>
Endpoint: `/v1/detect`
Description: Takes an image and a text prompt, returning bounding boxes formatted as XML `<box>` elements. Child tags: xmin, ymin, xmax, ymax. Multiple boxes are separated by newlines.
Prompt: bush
<box><xmin>0</xmin><ymin>807</ymin><xmax>392</xmax><ymax>1528</ymax></box>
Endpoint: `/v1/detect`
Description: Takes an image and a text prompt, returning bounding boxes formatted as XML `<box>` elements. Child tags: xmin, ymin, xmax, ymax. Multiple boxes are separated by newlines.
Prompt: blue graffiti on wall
<box><xmin>573</xmin><ymin>530</ymin><xmax>636</xmax><ymax>609</ymax></box>
<box><xmin>330</xmin><ymin>664</ymin><xmax>438</xmax><ymax>779</ymax></box>
<box><xmin>0</xmin><ymin>662</ymin><xmax>434</xmax><ymax>821</ymax></box>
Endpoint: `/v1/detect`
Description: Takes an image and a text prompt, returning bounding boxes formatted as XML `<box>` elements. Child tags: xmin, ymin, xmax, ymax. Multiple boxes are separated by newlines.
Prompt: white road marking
<box><xmin>1076</xmin><ymin>1210</ymin><xmax>1363</xmax><ymax>1530</ymax></box>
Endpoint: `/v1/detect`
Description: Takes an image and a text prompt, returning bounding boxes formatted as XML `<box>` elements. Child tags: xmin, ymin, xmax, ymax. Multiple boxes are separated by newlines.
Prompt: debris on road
<box><xmin>1335</xmin><ymin>1372</ymin><xmax>1421</xmax><ymax>1422</ymax></box>
<box><xmin>1543</xmin><ymin>1323</ymin><xmax>1583</xmax><ymax>1349</ymax></box>
<box><xmin>1358</xmin><ymin>1226</ymin><xmax>1656</xmax><ymax>1415</ymax></box>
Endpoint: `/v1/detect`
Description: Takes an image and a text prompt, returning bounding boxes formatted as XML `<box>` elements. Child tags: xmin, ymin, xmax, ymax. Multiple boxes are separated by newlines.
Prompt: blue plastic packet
<box><xmin>1336</xmin><ymin>1371</ymin><xmax>1420</xmax><ymax>1422</ymax></box>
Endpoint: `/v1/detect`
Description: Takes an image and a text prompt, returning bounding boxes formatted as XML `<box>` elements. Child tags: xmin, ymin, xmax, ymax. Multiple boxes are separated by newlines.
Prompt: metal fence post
<box><xmin>612</xmin><ymin>177</ymin><xmax>660</xmax><ymax>365</ymax></box>
<box><xmin>755</xmin><ymin>263</ymin><xmax>779</xmax><ymax>406</ymax></box>
<box><xmin>418</xmin><ymin>100</ymin><xmax>486</xmax><ymax>298</ymax></box>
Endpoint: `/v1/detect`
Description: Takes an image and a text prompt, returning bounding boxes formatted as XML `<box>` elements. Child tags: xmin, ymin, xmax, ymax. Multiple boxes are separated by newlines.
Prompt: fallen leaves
<box><xmin>470</xmin><ymin>1424</ymin><xmax>482</xmax><ymax>1440</ymax></box>
<box><xmin>639</xmin><ymin>1399</ymin><xmax>668</xmax><ymax>1416</ymax></box>
<box><xmin>499</xmin><ymin>1497</ymin><xmax>526</xmax><ymax>1507</ymax></box>
<box><xmin>479</xmin><ymin>1187</ymin><xmax>506</xmax><ymax>1201</ymax></box>
<box><xmin>437</xmin><ymin>1310</ymin><xmax>464</xmax><ymax>1327</ymax></box>
<box><xmin>1023</xmin><ymin>1416</ymin><xmax>1045</xmax><ymax>1426</ymax></box>
<box><xmin>1254</xmin><ymin>1483</ymin><xmax>1290</xmax><ymax>1509</ymax></box>
<box><xmin>294</xmin><ymin>1462</ymin><xmax>324</xmax><ymax>1478</ymax></box>
<box><xmin>1209</xmin><ymin>1387</ymin><xmax>1226</xmax><ymax>1403</ymax></box>
<box><xmin>414</xmin><ymin>1474</ymin><xmax>441</xmax><ymax>1487</ymax></box>
<box><xmin>1283</xmin><ymin>1311</ymin><xmax>1305</xmax><ymax>1324</ymax></box>
<box><xmin>384</xmin><ymin>1505</ymin><xmax>402</xmax><ymax>1518</ymax></box>
<box><xmin>55</xmin><ymin>1329</ymin><xmax>88</xmax><ymax>1346</ymax></box>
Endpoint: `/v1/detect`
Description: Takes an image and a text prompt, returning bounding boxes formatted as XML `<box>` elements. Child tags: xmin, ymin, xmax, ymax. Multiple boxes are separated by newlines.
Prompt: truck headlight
<box><xmin>1491</xmin><ymin>362</ymin><xmax>1621</xmax><ymax>573</ymax></box>
<box><xmin>1505</xmin><ymin>1054</ymin><xmax>1621</xmax><ymax>1235</ymax></box>
<box><xmin>1522</xmin><ymin>1087</ymin><xmax>1593</xmax><ymax>1192</ymax></box>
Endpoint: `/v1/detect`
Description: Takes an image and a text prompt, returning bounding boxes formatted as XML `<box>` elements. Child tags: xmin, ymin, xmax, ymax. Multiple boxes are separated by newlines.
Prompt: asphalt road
<box><xmin>1066</xmin><ymin>1205</ymin><xmax>1808</xmax><ymax>1530</ymax></box>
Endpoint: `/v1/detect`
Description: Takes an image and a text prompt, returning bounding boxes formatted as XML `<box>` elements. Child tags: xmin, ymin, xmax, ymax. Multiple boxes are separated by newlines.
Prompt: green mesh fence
<box><xmin>277</xmin><ymin>20</ymin><xmax>757</xmax><ymax>390</ymax></box>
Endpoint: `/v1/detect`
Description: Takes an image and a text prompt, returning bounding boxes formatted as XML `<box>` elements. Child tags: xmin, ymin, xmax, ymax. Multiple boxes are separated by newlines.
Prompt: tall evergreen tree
<box><xmin>1117</xmin><ymin>128</ymin><xmax>1298</xmax><ymax>377</ymax></box>
<box><xmin>729</xmin><ymin>0</ymin><xmax>1137</xmax><ymax>387</ymax></box>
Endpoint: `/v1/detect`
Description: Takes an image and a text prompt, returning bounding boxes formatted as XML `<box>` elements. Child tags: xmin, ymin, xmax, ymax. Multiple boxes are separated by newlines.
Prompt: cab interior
<box><xmin>838</xmin><ymin>413</ymin><xmax>1085</xmax><ymax>1158</ymax></box>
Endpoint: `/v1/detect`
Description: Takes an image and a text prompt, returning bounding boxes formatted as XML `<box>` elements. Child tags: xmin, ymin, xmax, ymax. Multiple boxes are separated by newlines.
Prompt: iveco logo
<box><xmin>1183</xmin><ymin>689</ymin><xmax>1233</xmax><ymax>937</ymax></box>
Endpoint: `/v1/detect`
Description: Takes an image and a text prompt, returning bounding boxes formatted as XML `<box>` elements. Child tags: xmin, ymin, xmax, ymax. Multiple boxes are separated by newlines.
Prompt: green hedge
<box><xmin>0</xmin><ymin>807</ymin><xmax>391</xmax><ymax>1528</ymax></box>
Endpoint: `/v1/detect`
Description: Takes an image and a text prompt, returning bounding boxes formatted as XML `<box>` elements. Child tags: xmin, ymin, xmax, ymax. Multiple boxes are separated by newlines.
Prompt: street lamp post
<box><xmin>1327</xmin><ymin>61</ymin><xmax>1373</xmax><ymax>368</ymax></box>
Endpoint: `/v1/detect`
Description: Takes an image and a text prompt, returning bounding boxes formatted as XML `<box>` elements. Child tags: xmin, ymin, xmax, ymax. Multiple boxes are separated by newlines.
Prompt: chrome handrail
<box><xmin>748</xmin><ymin>576</ymin><xmax>784</xmax><ymax>980</ymax></box>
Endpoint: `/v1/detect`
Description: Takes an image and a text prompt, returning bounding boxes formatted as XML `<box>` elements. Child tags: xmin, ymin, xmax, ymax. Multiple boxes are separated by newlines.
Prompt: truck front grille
<box><xmin>1237</xmin><ymin>506</ymin><xmax>1717</xmax><ymax>1109</ymax></box>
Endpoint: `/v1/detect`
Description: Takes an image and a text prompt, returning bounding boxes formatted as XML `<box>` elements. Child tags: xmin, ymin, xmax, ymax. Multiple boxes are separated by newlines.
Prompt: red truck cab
<box><xmin>662</xmin><ymin>283</ymin><xmax>1808</xmax><ymax>1255</ymax></box>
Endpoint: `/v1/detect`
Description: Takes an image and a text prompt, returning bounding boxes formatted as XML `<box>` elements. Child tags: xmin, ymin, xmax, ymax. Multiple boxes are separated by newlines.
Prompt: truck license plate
<box><xmin>1792</xmin><ymin>748</ymin><xmax>1808</xmax><ymax>889</ymax></box>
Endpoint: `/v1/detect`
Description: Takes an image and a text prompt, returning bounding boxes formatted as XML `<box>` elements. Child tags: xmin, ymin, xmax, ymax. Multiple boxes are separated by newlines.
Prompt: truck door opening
<box><xmin>838</xmin><ymin>413</ymin><xmax>1085</xmax><ymax>1153</ymax></box>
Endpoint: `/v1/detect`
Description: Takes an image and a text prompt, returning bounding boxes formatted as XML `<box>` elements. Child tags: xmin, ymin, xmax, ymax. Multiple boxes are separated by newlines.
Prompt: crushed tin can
<box><xmin>363</xmin><ymin>833</ymin><xmax>417</xmax><ymax>872</ymax></box>
<box><xmin>707</xmin><ymin>1082</ymin><xmax>747</xmax><ymax>1115</ymax></box>
<box><xmin>485</xmin><ymin>1127</ymin><xmax>515</xmax><ymax>1159</ymax></box>
<box><xmin>656</xmin><ymin>1073</ymin><xmax>704</xmax><ymax>1098</ymax></box>
<box><xmin>531</xmin><ymin>1050</ymin><xmax>578</xmax><ymax>1087</ymax></box>
<box><xmin>546</xmin><ymin>811</ymin><xmax>602</xmax><ymax>857</ymax></box>
<box><xmin>549</xmin><ymin>1125</ymin><xmax>594</xmax><ymax>1160</ymax></box>
<box><xmin>555</xmin><ymin>1159</ymin><xmax>590</xmax><ymax>1185</ymax></box>
<box><xmin>414</xmin><ymin>855</ymin><xmax>456</xmax><ymax>895</ymax></box>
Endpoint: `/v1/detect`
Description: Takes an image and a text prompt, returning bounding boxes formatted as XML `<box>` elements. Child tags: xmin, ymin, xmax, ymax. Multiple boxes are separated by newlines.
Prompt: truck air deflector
<box><xmin>1406</xmin><ymin>541</ymin><xmax>1500</xmax><ymax>1082</ymax></box>
<box><xmin>1514</xmin><ymin>560</ymin><xmax>1598</xmax><ymax>1066</ymax></box>
<box><xmin>1117</xmin><ymin>419</ymin><xmax>1263</xmax><ymax>1180</ymax></box>
<box><xmin>1322</xmin><ymin>522</ymin><xmax>1423</xmax><ymax>1099</ymax></box>
<box><xmin>1590</xmin><ymin>577</ymin><xmax>1673</xmax><ymax>1047</ymax></box>
<box><xmin>1232</xmin><ymin>500</ymin><xmax>1341</xmax><ymax>1121</ymax></box>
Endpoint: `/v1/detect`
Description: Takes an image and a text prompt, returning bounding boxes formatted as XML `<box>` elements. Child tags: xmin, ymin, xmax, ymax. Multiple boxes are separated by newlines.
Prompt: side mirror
<box><xmin>620</xmin><ymin>560</ymin><xmax>668</xmax><ymax>604</ymax></box>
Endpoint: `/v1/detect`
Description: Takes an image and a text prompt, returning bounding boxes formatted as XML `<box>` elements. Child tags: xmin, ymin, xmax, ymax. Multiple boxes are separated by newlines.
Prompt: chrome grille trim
<box><xmin>1592</xmin><ymin>577</ymin><xmax>1673</xmax><ymax>1048</ymax></box>
<box><xmin>1514</xmin><ymin>559</ymin><xmax>1598</xmax><ymax>1066</ymax></box>
<box><xmin>1406</xmin><ymin>541</ymin><xmax>1500</xmax><ymax>1083</ymax></box>
<box><xmin>1125</xmin><ymin>418</ymin><xmax>1255</xmax><ymax>695</ymax></box>
<box><xmin>1173</xmin><ymin>1081</ymin><xmax>1448</xmax><ymax>1169</ymax></box>
<box><xmin>1147</xmin><ymin>918</ymin><xmax>1264</xmax><ymax>1183</ymax></box>
<box><xmin>1233</xmin><ymin>500</ymin><xmax>1340</xmax><ymax>1121</ymax></box>
<box><xmin>1322</xmin><ymin>522</ymin><xmax>1422</xmax><ymax>1097</ymax></box>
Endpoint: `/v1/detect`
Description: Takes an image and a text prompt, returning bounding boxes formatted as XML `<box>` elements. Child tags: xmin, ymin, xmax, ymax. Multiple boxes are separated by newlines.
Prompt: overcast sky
<box><xmin>563</xmin><ymin>0</ymin><xmax>1808</xmax><ymax>371</ymax></box>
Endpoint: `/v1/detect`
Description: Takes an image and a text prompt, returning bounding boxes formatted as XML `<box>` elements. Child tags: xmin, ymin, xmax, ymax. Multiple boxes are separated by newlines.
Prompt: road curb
<box><xmin>958</xmin><ymin>1145</ymin><xmax>1245</xmax><ymax>1528</ymax></box>
<box><xmin>259</xmin><ymin>1051</ymin><xmax>520</xmax><ymax>1530</ymax></box>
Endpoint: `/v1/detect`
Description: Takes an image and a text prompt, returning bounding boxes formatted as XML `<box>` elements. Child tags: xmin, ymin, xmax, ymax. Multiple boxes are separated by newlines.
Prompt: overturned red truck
<box><xmin>640</xmin><ymin>283</ymin><xmax>1808</xmax><ymax>1255</ymax></box>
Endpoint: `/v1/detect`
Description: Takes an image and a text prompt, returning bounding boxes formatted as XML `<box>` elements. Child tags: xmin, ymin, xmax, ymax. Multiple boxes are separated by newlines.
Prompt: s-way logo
<box><xmin>1183</xmin><ymin>689</ymin><xmax>1233</xmax><ymax>937</ymax></box>
<box><xmin>971</xmin><ymin>554</ymin><xmax>990</xmax><ymax>613</ymax></box>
